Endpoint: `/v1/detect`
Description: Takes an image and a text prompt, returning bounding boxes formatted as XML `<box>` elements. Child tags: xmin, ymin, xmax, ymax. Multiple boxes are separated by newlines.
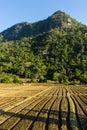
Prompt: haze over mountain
<box><xmin>0</xmin><ymin>10</ymin><xmax>87</xmax><ymax>84</ymax></box>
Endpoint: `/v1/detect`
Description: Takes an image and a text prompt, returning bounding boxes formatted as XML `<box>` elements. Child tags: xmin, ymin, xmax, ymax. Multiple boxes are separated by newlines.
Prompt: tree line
<box><xmin>0</xmin><ymin>25</ymin><xmax>87</xmax><ymax>84</ymax></box>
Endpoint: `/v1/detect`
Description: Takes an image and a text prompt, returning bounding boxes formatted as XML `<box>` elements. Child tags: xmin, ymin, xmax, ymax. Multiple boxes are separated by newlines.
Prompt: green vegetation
<box><xmin>0</xmin><ymin>11</ymin><xmax>87</xmax><ymax>83</ymax></box>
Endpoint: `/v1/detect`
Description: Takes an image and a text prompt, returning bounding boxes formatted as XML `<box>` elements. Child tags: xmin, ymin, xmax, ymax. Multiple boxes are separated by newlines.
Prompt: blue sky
<box><xmin>0</xmin><ymin>0</ymin><xmax>87</xmax><ymax>32</ymax></box>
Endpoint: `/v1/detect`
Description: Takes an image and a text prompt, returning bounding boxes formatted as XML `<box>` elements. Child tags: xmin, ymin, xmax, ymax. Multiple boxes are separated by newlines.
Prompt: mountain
<box><xmin>0</xmin><ymin>10</ymin><xmax>87</xmax><ymax>84</ymax></box>
<box><xmin>1</xmin><ymin>10</ymin><xmax>79</xmax><ymax>41</ymax></box>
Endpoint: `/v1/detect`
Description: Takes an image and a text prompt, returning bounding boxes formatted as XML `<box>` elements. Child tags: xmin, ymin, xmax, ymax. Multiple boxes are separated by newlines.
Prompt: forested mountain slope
<box><xmin>0</xmin><ymin>10</ymin><xmax>87</xmax><ymax>84</ymax></box>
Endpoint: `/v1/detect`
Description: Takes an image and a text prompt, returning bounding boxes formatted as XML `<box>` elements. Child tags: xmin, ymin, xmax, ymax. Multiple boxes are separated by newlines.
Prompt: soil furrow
<box><xmin>0</xmin><ymin>87</ymin><xmax>54</xmax><ymax>125</ymax></box>
<box><xmin>11</xmin><ymin>88</ymin><xmax>58</xmax><ymax>130</ymax></box>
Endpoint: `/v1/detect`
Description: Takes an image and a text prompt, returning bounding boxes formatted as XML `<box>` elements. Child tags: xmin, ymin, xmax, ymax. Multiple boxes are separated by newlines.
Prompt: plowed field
<box><xmin>0</xmin><ymin>84</ymin><xmax>87</xmax><ymax>130</ymax></box>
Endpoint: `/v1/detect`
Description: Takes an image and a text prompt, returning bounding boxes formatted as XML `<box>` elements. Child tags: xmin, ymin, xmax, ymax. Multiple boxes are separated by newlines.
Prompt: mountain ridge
<box><xmin>0</xmin><ymin>10</ymin><xmax>81</xmax><ymax>41</ymax></box>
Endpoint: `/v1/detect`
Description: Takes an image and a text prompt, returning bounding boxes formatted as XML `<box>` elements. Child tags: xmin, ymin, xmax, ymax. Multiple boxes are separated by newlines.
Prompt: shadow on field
<box><xmin>0</xmin><ymin>109</ymin><xmax>87</xmax><ymax>130</ymax></box>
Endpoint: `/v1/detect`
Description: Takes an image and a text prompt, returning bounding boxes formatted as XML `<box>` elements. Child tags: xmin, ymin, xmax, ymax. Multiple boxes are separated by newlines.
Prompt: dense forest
<box><xmin>0</xmin><ymin>11</ymin><xmax>87</xmax><ymax>84</ymax></box>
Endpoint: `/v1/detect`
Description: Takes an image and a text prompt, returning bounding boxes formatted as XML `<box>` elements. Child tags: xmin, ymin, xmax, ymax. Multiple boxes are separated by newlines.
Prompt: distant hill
<box><xmin>0</xmin><ymin>10</ymin><xmax>87</xmax><ymax>84</ymax></box>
